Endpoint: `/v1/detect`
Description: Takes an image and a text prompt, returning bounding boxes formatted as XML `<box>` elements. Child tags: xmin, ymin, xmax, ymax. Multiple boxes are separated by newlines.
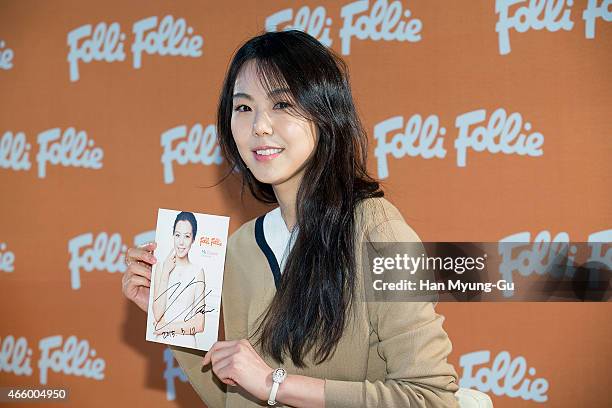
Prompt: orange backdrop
<box><xmin>1</xmin><ymin>1</ymin><xmax>610</xmax><ymax>407</ymax></box>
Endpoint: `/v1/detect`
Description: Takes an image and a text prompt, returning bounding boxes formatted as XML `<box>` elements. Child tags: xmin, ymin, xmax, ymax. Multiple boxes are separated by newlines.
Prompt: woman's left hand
<box><xmin>203</xmin><ymin>339</ymin><xmax>274</xmax><ymax>401</ymax></box>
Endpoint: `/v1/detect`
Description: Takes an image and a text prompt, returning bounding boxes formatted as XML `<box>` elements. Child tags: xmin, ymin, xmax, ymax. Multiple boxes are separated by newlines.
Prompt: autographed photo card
<box><xmin>145</xmin><ymin>208</ymin><xmax>229</xmax><ymax>351</ymax></box>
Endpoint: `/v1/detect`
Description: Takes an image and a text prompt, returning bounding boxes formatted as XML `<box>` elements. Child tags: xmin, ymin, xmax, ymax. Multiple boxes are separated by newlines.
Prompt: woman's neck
<box><xmin>272</xmin><ymin>175</ymin><xmax>300</xmax><ymax>232</ymax></box>
<box><xmin>175</xmin><ymin>255</ymin><xmax>190</xmax><ymax>266</ymax></box>
<box><xmin>278</xmin><ymin>203</ymin><xmax>295</xmax><ymax>233</ymax></box>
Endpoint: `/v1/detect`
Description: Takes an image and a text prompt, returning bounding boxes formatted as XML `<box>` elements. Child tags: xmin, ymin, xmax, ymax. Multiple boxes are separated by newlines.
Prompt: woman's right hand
<box><xmin>121</xmin><ymin>241</ymin><xmax>157</xmax><ymax>313</ymax></box>
<box><xmin>162</xmin><ymin>248</ymin><xmax>177</xmax><ymax>276</ymax></box>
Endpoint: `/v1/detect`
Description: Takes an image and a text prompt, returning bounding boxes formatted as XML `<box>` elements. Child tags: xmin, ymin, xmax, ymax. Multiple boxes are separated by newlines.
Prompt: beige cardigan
<box><xmin>170</xmin><ymin>197</ymin><xmax>460</xmax><ymax>407</ymax></box>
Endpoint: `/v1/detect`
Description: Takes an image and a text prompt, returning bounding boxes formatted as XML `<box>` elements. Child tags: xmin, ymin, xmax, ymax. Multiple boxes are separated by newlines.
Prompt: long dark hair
<box><xmin>216</xmin><ymin>30</ymin><xmax>383</xmax><ymax>367</ymax></box>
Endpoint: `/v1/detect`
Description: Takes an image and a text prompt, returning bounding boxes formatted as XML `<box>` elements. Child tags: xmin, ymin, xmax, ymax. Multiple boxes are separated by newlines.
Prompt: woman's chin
<box><xmin>251</xmin><ymin>171</ymin><xmax>292</xmax><ymax>186</ymax></box>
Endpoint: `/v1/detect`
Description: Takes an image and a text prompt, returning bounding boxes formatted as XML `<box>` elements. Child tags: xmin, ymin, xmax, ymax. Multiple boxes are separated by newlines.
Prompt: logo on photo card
<box><xmin>199</xmin><ymin>235</ymin><xmax>223</xmax><ymax>257</ymax></box>
<box><xmin>199</xmin><ymin>236</ymin><xmax>224</xmax><ymax>247</ymax></box>
<box><xmin>200</xmin><ymin>248</ymin><xmax>219</xmax><ymax>258</ymax></box>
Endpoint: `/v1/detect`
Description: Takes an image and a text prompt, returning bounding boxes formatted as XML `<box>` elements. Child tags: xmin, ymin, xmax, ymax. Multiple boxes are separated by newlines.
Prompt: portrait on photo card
<box><xmin>145</xmin><ymin>208</ymin><xmax>229</xmax><ymax>351</ymax></box>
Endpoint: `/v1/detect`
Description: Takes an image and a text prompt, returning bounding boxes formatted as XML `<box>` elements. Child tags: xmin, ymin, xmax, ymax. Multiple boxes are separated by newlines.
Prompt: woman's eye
<box><xmin>233</xmin><ymin>102</ymin><xmax>291</xmax><ymax>112</ymax></box>
<box><xmin>234</xmin><ymin>104</ymin><xmax>250</xmax><ymax>112</ymax></box>
<box><xmin>274</xmin><ymin>101</ymin><xmax>291</xmax><ymax>109</ymax></box>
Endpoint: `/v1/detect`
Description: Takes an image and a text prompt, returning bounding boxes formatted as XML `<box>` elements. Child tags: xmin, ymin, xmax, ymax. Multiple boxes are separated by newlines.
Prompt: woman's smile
<box><xmin>253</xmin><ymin>147</ymin><xmax>285</xmax><ymax>161</ymax></box>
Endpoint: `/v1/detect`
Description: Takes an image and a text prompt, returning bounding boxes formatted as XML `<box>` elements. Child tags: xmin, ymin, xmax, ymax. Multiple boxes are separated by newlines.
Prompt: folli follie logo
<box><xmin>199</xmin><ymin>236</ymin><xmax>223</xmax><ymax>247</ymax></box>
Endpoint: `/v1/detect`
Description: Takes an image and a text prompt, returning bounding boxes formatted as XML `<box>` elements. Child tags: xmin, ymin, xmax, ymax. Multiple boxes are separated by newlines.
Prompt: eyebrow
<box><xmin>232</xmin><ymin>88</ymin><xmax>291</xmax><ymax>100</ymax></box>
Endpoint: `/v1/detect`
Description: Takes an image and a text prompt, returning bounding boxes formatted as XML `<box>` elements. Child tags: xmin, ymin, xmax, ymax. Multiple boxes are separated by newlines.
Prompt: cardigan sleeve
<box><xmin>169</xmin><ymin>344</ymin><xmax>227</xmax><ymax>408</ymax></box>
<box><xmin>324</xmin><ymin>216</ymin><xmax>460</xmax><ymax>407</ymax></box>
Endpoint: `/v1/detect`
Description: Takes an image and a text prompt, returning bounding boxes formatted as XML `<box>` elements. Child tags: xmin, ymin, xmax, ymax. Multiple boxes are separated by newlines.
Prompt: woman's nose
<box><xmin>253</xmin><ymin>111</ymin><xmax>273</xmax><ymax>136</ymax></box>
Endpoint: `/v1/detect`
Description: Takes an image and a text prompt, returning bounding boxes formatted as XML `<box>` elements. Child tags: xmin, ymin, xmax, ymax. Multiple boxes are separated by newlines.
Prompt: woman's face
<box><xmin>231</xmin><ymin>60</ymin><xmax>318</xmax><ymax>187</ymax></box>
<box><xmin>173</xmin><ymin>220</ymin><xmax>194</xmax><ymax>258</ymax></box>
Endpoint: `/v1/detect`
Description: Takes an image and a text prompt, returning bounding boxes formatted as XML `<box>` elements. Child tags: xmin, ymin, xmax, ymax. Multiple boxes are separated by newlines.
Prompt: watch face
<box><xmin>272</xmin><ymin>368</ymin><xmax>287</xmax><ymax>383</ymax></box>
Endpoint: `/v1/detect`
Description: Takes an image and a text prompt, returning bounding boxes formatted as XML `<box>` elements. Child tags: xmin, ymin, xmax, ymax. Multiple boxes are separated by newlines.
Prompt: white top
<box><xmin>263</xmin><ymin>206</ymin><xmax>298</xmax><ymax>274</ymax></box>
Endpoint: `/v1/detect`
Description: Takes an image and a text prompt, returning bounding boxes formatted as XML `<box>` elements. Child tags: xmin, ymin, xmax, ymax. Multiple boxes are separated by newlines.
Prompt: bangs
<box><xmin>252</xmin><ymin>58</ymin><xmax>312</xmax><ymax>121</ymax></box>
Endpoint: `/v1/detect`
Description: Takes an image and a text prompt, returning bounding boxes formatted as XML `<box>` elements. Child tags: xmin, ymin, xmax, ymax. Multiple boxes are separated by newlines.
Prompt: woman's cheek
<box><xmin>232</xmin><ymin>129</ymin><xmax>252</xmax><ymax>161</ymax></box>
<box><xmin>237</xmin><ymin>147</ymin><xmax>252</xmax><ymax>168</ymax></box>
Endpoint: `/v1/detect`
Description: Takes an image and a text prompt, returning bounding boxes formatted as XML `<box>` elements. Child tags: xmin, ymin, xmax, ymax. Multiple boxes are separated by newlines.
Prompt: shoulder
<box><xmin>356</xmin><ymin>196</ymin><xmax>421</xmax><ymax>243</ymax></box>
<box><xmin>356</xmin><ymin>196</ymin><xmax>403</xmax><ymax>223</ymax></box>
<box><xmin>225</xmin><ymin>209</ymin><xmax>270</xmax><ymax>256</ymax></box>
<box><xmin>227</xmin><ymin>216</ymin><xmax>258</xmax><ymax>249</ymax></box>
<box><xmin>223</xmin><ymin>213</ymin><xmax>269</xmax><ymax>288</ymax></box>
<box><xmin>225</xmin><ymin>198</ymin><xmax>420</xmax><ymax>246</ymax></box>
<box><xmin>355</xmin><ymin>196</ymin><xmax>405</xmax><ymax>232</ymax></box>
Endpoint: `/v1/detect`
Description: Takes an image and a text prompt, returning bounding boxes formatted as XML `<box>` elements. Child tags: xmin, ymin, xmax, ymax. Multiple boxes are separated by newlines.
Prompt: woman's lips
<box><xmin>253</xmin><ymin>149</ymin><xmax>284</xmax><ymax>161</ymax></box>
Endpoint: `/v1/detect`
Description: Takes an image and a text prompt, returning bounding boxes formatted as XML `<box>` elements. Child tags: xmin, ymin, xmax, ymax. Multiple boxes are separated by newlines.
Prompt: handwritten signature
<box><xmin>153</xmin><ymin>276</ymin><xmax>215</xmax><ymax>337</ymax></box>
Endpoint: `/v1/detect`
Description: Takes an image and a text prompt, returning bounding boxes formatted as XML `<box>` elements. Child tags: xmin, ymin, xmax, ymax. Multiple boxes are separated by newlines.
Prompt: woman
<box><xmin>122</xmin><ymin>30</ymin><xmax>459</xmax><ymax>407</ymax></box>
<box><xmin>150</xmin><ymin>211</ymin><xmax>206</xmax><ymax>349</ymax></box>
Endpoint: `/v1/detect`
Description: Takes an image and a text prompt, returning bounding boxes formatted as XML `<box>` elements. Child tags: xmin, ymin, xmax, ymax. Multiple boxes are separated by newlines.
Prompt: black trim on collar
<box><xmin>255</xmin><ymin>214</ymin><xmax>281</xmax><ymax>290</ymax></box>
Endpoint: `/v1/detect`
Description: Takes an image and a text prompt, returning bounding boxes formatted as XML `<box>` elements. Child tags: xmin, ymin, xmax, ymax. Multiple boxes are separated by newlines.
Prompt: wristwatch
<box><xmin>267</xmin><ymin>367</ymin><xmax>287</xmax><ymax>406</ymax></box>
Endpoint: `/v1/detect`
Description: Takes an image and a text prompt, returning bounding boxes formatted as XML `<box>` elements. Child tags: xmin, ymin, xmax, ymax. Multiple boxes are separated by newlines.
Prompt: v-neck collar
<box><xmin>254</xmin><ymin>207</ymin><xmax>297</xmax><ymax>289</ymax></box>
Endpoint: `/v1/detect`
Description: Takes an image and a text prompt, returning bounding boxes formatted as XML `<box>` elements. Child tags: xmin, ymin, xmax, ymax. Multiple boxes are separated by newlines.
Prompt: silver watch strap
<box><xmin>267</xmin><ymin>381</ymin><xmax>280</xmax><ymax>405</ymax></box>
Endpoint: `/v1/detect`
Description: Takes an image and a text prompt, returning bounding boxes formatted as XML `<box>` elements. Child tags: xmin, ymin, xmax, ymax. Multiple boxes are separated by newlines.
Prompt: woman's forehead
<box><xmin>175</xmin><ymin>220</ymin><xmax>193</xmax><ymax>233</ymax></box>
<box><xmin>234</xmin><ymin>60</ymin><xmax>259</xmax><ymax>86</ymax></box>
<box><xmin>234</xmin><ymin>60</ymin><xmax>289</xmax><ymax>97</ymax></box>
